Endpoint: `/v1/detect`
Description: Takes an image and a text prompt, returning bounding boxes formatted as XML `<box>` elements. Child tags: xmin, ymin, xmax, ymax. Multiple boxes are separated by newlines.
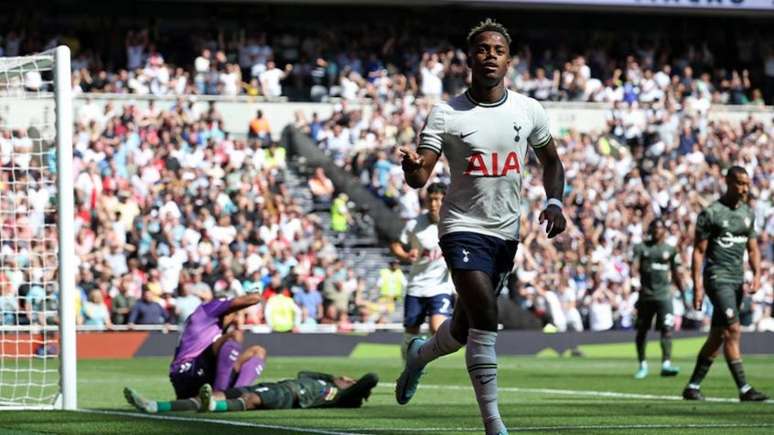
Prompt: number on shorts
<box><xmin>440</xmin><ymin>297</ymin><xmax>451</xmax><ymax>314</ymax></box>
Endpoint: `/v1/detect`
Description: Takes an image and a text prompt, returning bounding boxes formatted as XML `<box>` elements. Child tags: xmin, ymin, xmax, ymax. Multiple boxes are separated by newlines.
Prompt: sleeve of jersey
<box><xmin>747</xmin><ymin>214</ymin><xmax>756</xmax><ymax>237</ymax></box>
<box><xmin>527</xmin><ymin>98</ymin><xmax>552</xmax><ymax>149</ymax></box>
<box><xmin>398</xmin><ymin>220</ymin><xmax>415</xmax><ymax>245</ymax></box>
<box><xmin>202</xmin><ymin>298</ymin><xmax>233</xmax><ymax>318</ymax></box>
<box><xmin>417</xmin><ymin>104</ymin><xmax>446</xmax><ymax>155</ymax></box>
<box><xmin>694</xmin><ymin>209</ymin><xmax>713</xmax><ymax>242</ymax></box>
<box><xmin>671</xmin><ymin>247</ymin><xmax>682</xmax><ymax>266</ymax></box>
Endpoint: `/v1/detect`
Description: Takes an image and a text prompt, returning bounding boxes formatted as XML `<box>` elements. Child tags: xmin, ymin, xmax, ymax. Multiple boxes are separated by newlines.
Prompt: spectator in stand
<box><xmin>322</xmin><ymin>280</ymin><xmax>352</xmax><ymax>327</ymax></box>
<box><xmin>330</xmin><ymin>193</ymin><xmax>352</xmax><ymax>234</ymax></box>
<box><xmin>264</xmin><ymin>289</ymin><xmax>301</xmax><ymax>332</ymax></box>
<box><xmin>111</xmin><ymin>275</ymin><xmax>136</xmax><ymax>325</ymax></box>
<box><xmin>259</xmin><ymin>61</ymin><xmax>292</xmax><ymax>98</ymax></box>
<box><xmin>128</xmin><ymin>287</ymin><xmax>169</xmax><ymax>326</ymax></box>
<box><xmin>377</xmin><ymin>260</ymin><xmax>405</xmax><ymax>317</ymax></box>
<box><xmin>248</xmin><ymin>110</ymin><xmax>272</xmax><ymax>145</ymax></box>
<box><xmin>175</xmin><ymin>283</ymin><xmax>203</xmax><ymax>325</ymax></box>
<box><xmin>308</xmin><ymin>167</ymin><xmax>335</xmax><ymax>209</ymax></box>
<box><xmin>294</xmin><ymin>278</ymin><xmax>323</xmax><ymax>325</ymax></box>
<box><xmin>80</xmin><ymin>289</ymin><xmax>113</xmax><ymax>328</ymax></box>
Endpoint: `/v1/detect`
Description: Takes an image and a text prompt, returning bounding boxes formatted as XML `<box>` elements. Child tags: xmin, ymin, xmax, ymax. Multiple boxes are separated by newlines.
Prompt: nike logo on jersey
<box><xmin>459</xmin><ymin>130</ymin><xmax>478</xmax><ymax>139</ymax></box>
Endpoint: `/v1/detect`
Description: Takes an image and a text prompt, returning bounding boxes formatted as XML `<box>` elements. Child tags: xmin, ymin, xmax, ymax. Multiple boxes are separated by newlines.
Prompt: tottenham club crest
<box><xmin>744</xmin><ymin>217</ymin><xmax>751</xmax><ymax>228</ymax></box>
<box><xmin>514</xmin><ymin>123</ymin><xmax>522</xmax><ymax>142</ymax></box>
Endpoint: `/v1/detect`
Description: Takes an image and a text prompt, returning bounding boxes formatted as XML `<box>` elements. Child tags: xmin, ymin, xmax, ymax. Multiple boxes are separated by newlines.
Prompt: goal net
<box><xmin>0</xmin><ymin>46</ymin><xmax>76</xmax><ymax>410</ymax></box>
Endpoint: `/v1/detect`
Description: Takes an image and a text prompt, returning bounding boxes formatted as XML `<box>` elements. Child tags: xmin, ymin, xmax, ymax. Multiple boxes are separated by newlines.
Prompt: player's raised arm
<box><xmin>533</xmin><ymin>139</ymin><xmax>566</xmax><ymax>238</ymax></box>
<box><xmin>225</xmin><ymin>293</ymin><xmax>263</xmax><ymax>315</ymax></box>
<box><xmin>402</xmin><ymin>104</ymin><xmax>445</xmax><ymax>189</ymax></box>
<box><xmin>400</xmin><ymin>147</ymin><xmax>439</xmax><ymax>189</ymax></box>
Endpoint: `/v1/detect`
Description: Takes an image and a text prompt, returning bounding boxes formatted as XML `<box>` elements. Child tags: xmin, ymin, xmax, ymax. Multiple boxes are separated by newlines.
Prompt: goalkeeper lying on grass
<box><xmin>124</xmin><ymin>371</ymin><xmax>379</xmax><ymax>413</ymax></box>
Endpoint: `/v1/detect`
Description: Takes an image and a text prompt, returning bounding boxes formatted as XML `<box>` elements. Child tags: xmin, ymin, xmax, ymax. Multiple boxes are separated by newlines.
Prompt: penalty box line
<box><xmin>76</xmin><ymin>408</ymin><xmax>365</xmax><ymax>435</ymax></box>
<box><xmin>377</xmin><ymin>383</ymin><xmax>774</xmax><ymax>404</ymax></box>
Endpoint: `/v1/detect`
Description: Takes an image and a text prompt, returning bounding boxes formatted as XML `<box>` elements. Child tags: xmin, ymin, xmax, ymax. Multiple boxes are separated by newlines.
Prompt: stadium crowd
<box><xmin>1</xmin><ymin>12</ymin><xmax>772</xmax><ymax>334</ymax></box>
<box><xmin>2</xmin><ymin>94</ymin><xmax>406</xmax><ymax>333</ymax></box>
<box><xmin>303</xmin><ymin>47</ymin><xmax>774</xmax><ymax>332</ymax></box>
<box><xmin>1</xmin><ymin>11</ymin><xmax>772</xmax><ymax>105</ymax></box>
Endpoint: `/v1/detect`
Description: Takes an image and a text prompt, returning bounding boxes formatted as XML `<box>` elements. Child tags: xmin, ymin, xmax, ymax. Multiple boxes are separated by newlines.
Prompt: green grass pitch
<box><xmin>1</xmin><ymin>337</ymin><xmax>773</xmax><ymax>434</ymax></box>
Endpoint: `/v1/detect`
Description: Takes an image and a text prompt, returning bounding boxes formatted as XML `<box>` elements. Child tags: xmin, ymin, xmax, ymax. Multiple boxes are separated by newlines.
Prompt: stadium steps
<box><xmin>286</xmin><ymin>159</ymin><xmax>397</xmax><ymax>304</ymax></box>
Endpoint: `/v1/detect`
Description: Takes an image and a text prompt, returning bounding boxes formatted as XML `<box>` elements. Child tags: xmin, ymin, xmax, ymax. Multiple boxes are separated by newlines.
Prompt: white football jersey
<box><xmin>418</xmin><ymin>89</ymin><xmax>551</xmax><ymax>241</ymax></box>
<box><xmin>399</xmin><ymin>213</ymin><xmax>454</xmax><ymax>297</ymax></box>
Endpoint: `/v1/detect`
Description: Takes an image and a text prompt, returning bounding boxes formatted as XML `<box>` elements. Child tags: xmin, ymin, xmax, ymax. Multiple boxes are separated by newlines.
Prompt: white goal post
<box><xmin>0</xmin><ymin>46</ymin><xmax>76</xmax><ymax>410</ymax></box>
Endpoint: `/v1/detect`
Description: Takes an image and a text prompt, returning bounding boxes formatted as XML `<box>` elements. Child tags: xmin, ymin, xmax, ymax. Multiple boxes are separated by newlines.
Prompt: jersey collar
<box><xmin>465</xmin><ymin>89</ymin><xmax>508</xmax><ymax>107</ymax></box>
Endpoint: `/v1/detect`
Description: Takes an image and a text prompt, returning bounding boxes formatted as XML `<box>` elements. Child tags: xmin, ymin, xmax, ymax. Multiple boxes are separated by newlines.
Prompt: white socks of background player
<box><xmin>415</xmin><ymin>319</ymin><xmax>463</xmax><ymax>367</ymax></box>
<box><xmin>467</xmin><ymin>328</ymin><xmax>506</xmax><ymax>435</ymax></box>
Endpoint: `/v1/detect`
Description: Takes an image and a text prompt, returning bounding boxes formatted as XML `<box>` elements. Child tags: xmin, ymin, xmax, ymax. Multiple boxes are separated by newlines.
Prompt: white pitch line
<box><xmin>376</xmin><ymin>383</ymin><xmax>774</xmax><ymax>404</ymax></box>
<box><xmin>76</xmin><ymin>409</ymin><xmax>362</xmax><ymax>435</ymax></box>
<box><xmin>350</xmin><ymin>423</ymin><xmax>774</xmax><ymax>432</ymax></box>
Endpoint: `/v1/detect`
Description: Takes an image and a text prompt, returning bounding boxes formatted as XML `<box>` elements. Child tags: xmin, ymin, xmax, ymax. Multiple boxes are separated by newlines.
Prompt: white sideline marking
<box><xmin>376</xmin><ymin>383</ymin><xmax>774</xmax><ymax>404</ymax></box>
<box><xmin>70</xmin><ymin>384</ymin><xmax>772</xmax><ymax>434</ymax></box>
<box><xmin>76</xmin><ymin>409</ymin><xmax>363</xmax><ymax>435</ymax></box>
<box><xmin>354</xmin><ymin>423</ymin><xmax>774</xmax><ymax>432</ymax></box>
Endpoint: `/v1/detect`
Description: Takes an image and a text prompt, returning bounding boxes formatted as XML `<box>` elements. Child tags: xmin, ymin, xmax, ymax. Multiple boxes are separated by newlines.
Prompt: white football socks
<box><xmin>467</xmin><ymin>328</ymin><xmax>505</xmax><ymax>435</ymax></box>
<box><xmin>415</xmin><ymin>319</ymin><xmax>463</xmax><ymax>367</ymax></box>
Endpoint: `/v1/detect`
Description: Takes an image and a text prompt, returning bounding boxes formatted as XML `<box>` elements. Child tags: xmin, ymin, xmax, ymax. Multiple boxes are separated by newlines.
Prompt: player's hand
<box><xmin>538</xmin><ymin>205</ymin><xmax>566</xmax><ymax>239</ymax></box>
<box><xmin>407</xmin><ymin>249</ymin><xmax>419</xmax><ymax>262</ymax></box>
<box><xmin>399</xmin><ymin>146</ymin><xmax>424</xmax><ymax>174</ymax></box>
<box><xmin>749</xmin><ymin>275</ymin><xmax>761</xmax><ymax>295</ymax></box>
<box><xmin>693</xmin><ymin>287</ymin><xmax>704</xmax><ymax>311</ymax></box>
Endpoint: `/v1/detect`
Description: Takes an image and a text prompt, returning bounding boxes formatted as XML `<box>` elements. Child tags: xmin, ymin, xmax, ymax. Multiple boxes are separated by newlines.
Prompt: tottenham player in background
<box><xmin>682</xmin><ymin>166</ymin><xmax>768</xmax><ymax>402</ymax></box>
<box><xmin>389</xmin><ymin>182</ymin><xmax>454</xmax><ymax>360</ymax></box>
<box><xmin>631</xmin><ymin>219</ymin><xmax>686</xmax><ymax>379</ymax></box>
<box><xmin>395</xmin><ymin>19</ymin><xmax>567</xmax><ymax>435</ymax></box>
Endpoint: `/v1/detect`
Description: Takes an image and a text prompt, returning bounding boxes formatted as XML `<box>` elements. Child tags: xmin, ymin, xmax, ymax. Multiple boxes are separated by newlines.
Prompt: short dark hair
<box><xmin>467</xmin><ymin>18</ymin><xmax>512</xmax><ymax>49</ymax></box>
<box><xmin>725</xmin><ymin>165</ymin><xmax>748</xmax><ymax>183</ymax></box>
<box><xmin>427</xmin><ymin>182</ymin><xmax>447</xmax><ymax>196</ymax></box>
<box><xmin>648</xmin><ymin>218</ymin><xmax>665</xmax><ymax>235</ymax></box>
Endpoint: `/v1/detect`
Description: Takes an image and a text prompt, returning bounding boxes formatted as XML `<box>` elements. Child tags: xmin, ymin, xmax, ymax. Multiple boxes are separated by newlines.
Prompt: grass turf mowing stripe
<box><xmin>76</xmin><ymin>409</ymin><xmax>363</xmax><ymax>435</ymax></box>
<box><xmin>375</xmin><ymin>383</ymin><xmax>774</xmax><ymax>404</ymax></box>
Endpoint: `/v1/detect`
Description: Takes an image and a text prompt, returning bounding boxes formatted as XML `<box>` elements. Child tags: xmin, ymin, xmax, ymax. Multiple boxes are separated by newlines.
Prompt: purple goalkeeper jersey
<box><xmin>170</xmin><ymin>298</ymin><xmax>233</xmax><ymax>368</ymax></box>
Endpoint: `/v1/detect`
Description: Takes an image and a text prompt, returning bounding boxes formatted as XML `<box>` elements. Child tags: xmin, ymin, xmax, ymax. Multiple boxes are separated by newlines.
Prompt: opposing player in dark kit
<box><xmin>682</xmin><ymin>166</ymin><xmax>768</xmax><ymax>402</ymax></box>
<box><xmin>125</xmin><ymin>371</ymin><xmax>379</xmax><ymax>413</ymax></box>
<box><xmin>631</xmin><ymin>219</ymin><xmax>686</xmax><ymax>379</ymax></box>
